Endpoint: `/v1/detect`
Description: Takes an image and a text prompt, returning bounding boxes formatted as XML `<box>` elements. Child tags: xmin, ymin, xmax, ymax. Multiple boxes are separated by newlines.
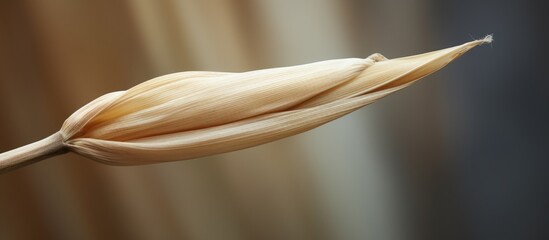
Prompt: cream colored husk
<box><xmin>0</xmin><ymin>36</ymin><xmax>492</xmax><ymax>171</ymax></box>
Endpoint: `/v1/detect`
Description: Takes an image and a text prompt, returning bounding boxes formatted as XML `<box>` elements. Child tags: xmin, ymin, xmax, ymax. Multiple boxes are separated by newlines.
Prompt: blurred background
<box><xmin>1</xmin><ymin>0</ymin><xmax>547</xmax><ymax>239</ymax></box>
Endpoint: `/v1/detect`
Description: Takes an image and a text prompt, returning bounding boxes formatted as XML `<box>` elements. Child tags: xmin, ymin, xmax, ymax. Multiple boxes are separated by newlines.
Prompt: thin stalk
<box><xmin>0</xmin><ymin>132</ymin><xmax>67</xmax><ymax>174</ymax></box>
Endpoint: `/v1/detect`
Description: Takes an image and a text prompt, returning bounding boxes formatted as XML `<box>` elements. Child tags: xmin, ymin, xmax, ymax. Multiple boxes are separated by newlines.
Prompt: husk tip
<box><xmin>455</xmin><ymin>34</ymin><xmax>493</xmax><ymax>56</ymax></box>
<box><xmin>476</xmin><ymin>34</ymin><xmax>494</xmax><ymax>45</ymax></box>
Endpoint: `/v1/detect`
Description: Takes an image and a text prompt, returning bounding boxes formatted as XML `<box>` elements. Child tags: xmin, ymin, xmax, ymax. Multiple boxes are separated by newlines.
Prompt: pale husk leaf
<box><xmin>60</xmin><ymin>37</ymin><xmax>491</xmax><ymax>165</ymax></box>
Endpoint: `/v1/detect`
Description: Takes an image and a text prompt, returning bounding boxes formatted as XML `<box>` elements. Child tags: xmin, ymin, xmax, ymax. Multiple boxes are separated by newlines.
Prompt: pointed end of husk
<box><xmin>475</xmin><ymin>34</ymin><xmax>494</xmax><ymax>45</ymax></box>
<box><xmin>358</xmin><ymin>35</ymin><xmax>494</xmax><ymax>91</ymax></box>
<box><xmin>458</xmin><ymin>34</ymin><xmax>493</xmax><ymax>53</ymax></box>
<box><xmin>295</xmin><ymin>35</ymin><xmax>494</xmax><ymax>108</ymax></box>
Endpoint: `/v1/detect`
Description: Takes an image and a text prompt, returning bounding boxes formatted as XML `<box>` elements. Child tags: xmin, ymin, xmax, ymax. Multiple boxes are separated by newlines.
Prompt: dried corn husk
<box><xmin>0</xmin><ymin>36</ymin><xmax>492</xmax><ymax>172</ymax></box>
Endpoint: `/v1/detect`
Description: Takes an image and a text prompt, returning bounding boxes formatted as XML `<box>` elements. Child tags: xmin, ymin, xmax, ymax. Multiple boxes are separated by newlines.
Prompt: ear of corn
<box><xmin>0</xmin><ymin>36</ymin><xmax>492</xmax><ymax>171</ymax></box>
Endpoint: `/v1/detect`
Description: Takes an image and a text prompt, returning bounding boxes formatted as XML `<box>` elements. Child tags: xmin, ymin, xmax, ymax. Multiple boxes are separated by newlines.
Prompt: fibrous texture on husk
<box><xmin>0</xmin><ymin>36</ymin><xmax>492</xmax><ymax>171</ymax></box>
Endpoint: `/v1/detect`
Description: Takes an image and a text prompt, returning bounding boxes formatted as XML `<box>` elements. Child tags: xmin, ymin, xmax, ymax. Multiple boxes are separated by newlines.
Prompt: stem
<box><xmin>0</xmin><ymin>132</ymin><xmax>67</xmax><ymax>174</ymax></box>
